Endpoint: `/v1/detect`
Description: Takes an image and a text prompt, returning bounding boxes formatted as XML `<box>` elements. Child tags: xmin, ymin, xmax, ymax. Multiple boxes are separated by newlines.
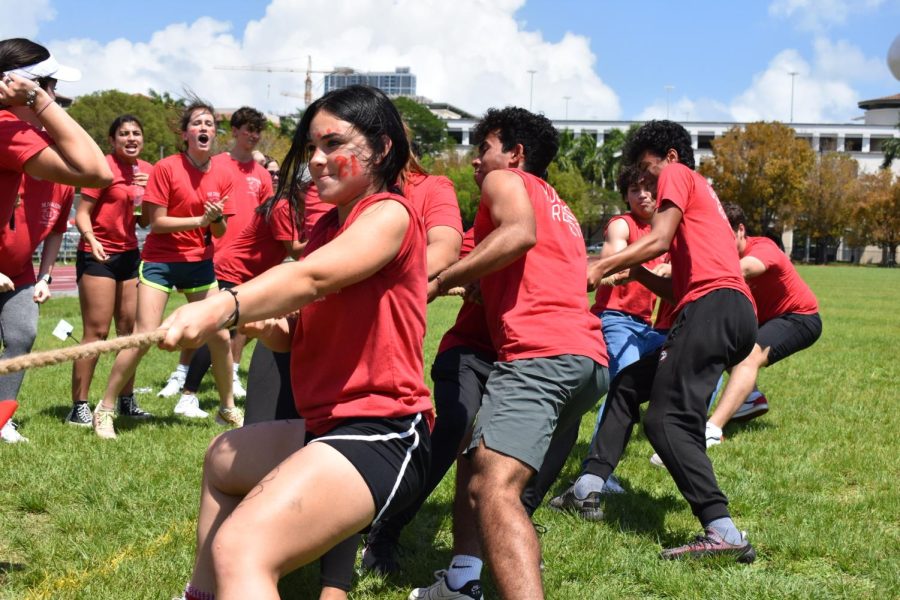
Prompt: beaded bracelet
<box><xmin>222</xmin><ymin>288</ymin><xmax>240</xmax><ymax>330</ymax></box>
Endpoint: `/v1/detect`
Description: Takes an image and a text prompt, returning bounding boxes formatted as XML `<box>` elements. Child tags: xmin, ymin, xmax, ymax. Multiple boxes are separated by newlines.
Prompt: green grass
<box><xmin>1</xmin><ymin>265</ymin><xmax>899</xmax><ymax>599</ymax></box>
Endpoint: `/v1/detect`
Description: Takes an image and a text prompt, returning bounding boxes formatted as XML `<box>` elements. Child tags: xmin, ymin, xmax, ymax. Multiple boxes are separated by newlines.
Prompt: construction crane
<box><xmin>214</xmin><ymin>56</ymin><xmax>343</xmax><ymax>105</ymax></box>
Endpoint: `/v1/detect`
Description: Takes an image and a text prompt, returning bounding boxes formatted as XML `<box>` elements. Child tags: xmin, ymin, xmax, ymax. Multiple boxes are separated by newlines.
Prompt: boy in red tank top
<box><xmin>412</xmin><ymin>108</ymin><xmax>608</xmax><ymax>600</ymax></box>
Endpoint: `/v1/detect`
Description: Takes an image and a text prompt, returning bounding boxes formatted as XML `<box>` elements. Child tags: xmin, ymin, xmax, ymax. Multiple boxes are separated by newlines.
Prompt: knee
<box><xmin>211</xmin><ymin>519</ymin><xmax>264</xmax><ymax>585</ymax></box>
<box><xmin>86</xmin><ymin>327</ymin><xmax>111</xmax><ymax>341</ymax></box>
<box><xmin>642</xmin><ymin>405</ymin><xmax>666</xmax><ymax>448</ymax></box>
<box><xmin>203</xmin><ymin>432</ymin><xmax>235</xmax><ymax>491</ymax></box>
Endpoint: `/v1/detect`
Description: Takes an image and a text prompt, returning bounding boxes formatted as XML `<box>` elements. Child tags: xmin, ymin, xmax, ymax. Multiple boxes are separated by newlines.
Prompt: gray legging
<box><xmin>0</xmin><ymin>285</ymin><xmax>39</xmax><ymax>400</ymax></box>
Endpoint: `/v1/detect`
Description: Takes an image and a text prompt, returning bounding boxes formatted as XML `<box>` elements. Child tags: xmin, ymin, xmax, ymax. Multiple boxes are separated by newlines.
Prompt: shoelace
<box><xmin>75</xmin><ymin>404</ymin><xmax>92</xmax><ymax>421</ymax></box>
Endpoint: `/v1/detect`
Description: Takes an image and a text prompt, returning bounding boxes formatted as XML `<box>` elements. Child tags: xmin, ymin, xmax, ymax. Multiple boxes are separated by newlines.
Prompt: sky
<box><xmin>4</xmin><ymin>0</ymin><xmax>899</xmax><ymax>124</ymax></box>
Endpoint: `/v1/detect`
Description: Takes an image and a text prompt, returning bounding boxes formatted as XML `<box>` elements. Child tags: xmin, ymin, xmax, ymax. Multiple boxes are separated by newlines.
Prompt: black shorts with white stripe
<box><xmin>309</xmin><ymin>412</ymin><xmax>432</xmax><ymax>524</ymax></box>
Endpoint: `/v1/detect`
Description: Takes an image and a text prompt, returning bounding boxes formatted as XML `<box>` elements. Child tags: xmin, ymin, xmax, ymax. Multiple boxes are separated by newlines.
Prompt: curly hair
<box><xmin>623</xmin><ymin>119</ymin><xmax>695</xmax><ymax>170</ymax></box>
<box><xmin>722</xmin><ymin>202</ymin><xmax>746</xmax><ymax>232</ymax></box>
<box><xmin>472</xmin><ymin>107</ymin><xmax>559</xmax><ymax>176</ymax></box>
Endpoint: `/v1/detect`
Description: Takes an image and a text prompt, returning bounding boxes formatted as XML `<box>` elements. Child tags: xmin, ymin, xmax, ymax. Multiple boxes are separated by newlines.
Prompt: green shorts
<box><xmin>138</xmin><ymin>260</ymin><xmax>217</xmax><ymax>294</ymax></box>
<box><xmin>468</xmin><ymin>354</ymin><xmax>607</xmax><ymax>471</ymax></box>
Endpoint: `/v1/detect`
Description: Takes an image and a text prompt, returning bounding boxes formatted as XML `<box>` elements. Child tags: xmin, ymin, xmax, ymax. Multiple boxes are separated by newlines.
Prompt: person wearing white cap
<box><xmin>0</xmin><ymin>37</ymin><xmax>112</xmax><ymax>439</ymax></box>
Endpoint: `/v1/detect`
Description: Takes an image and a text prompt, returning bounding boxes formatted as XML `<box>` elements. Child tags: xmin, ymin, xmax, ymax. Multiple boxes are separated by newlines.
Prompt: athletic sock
<box><xmin>184</xmin><ymin>582</ymin><xmax>215</xmax><ymax>600</ymax></box>
<box><xmin>232</xmin><ymin>363</ymin><xmax>239</xmax><ymax>374</ymax></box>
<box><xmin>446</xmin><ymin>554</ymin><xmax>483</xmax><ymax>589</ymax></box>
<box><xmin>176</xmin><ymin>363</ymin><xmax>189</xmax><ymax>375</ymax></box>
<box><xmin>0</xmin><ymin>400</ymin><xmax>19</xmax><ymax>431</ymax></box>
<box><xmin>75</xmin><ymin>400</ymin><xmax>88</xmax><ymax>405</ymax></box>
<box><xmin>705</xmin><ymin>517</ymin><xmax>743</xmax><ymax>545</ymax></box>
<box><xmin>706</xmin><ymin>421</ymin><xmax>723</xmax><ymax>440</ymax></box>
<box><xmin>574</xmin><ymin>473</ymin><xmax>605</xmax><ymax>499</ymax></box>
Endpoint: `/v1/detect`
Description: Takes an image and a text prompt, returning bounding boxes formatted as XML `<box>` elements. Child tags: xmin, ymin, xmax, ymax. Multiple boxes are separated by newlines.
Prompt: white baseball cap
<box><xmin>6</xmin><ymin>53</ymin><xmax>81</xmax><ymax>82</ymax></box>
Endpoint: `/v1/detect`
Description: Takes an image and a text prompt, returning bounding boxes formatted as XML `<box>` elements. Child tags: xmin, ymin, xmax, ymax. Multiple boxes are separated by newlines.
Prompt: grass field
<box><xmin>1</xmin><ymin>265</ymin><xmax>898</xmax><ymax>599</ymax></box>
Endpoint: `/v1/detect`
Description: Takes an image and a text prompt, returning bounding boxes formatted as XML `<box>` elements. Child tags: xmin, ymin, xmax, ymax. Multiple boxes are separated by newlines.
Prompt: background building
<box><xmin>324</xmin><ymin>66</ymin><xmax>416</xmax><ymax>97</ymax></box>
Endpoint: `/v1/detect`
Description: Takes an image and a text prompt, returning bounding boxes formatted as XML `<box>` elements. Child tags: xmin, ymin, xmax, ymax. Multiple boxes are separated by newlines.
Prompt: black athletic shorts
<box><xmin>757</xmin><ymin>312</ymin><xmax>822</xmax><ymax>365</ymax></box>
<box><xmin>76</xmin><ymin>249</ymin><xmax>140</xmax><ymax>282</ymax></box>
<box><xmin>308</xmin><ymin>412</ymin><xmax>432</xmax><ymax>525</ymax></box>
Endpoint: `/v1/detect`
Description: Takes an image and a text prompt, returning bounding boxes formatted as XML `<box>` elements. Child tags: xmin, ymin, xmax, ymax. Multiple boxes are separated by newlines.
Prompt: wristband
<box><xmin>211</xmin><ymin>215</ymin><xmax>224</xmax><ymax>224</ymax></box>
<box><xmin>222</xmin><ymin>288</ymin><xmax>239</xmax><ymax>330</ymax></box>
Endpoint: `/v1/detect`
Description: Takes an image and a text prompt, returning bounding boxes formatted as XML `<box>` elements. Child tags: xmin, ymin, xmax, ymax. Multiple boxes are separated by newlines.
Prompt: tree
<box><xmin>795</xmin><ymin>152</ymin><xmax>860</xmax><ymax>264</ymax></box>
<box><xmin>392</xmin><ymin>97</ymin><xmax>453</xmax><ymax>158</ymax></box>
<box><xmin>852</xmin><ymin>169</ymin><xmax>900</xmax><ymax>265</ymax></box>
<box><xmin>547</xmin><ymin>162</ymin><xmax>592</xmax><ymax>233</ymax></box>
<box><xmin>68</xmin><ymin>89</ymin><xmax>184</xmax><ymax>161</ymax></box>
<box><xmin>430</xmin><ymin>151</ymin><xmax>480</xmax><ymax>226</ymax></box>
<box><xmin>699</xmin><ymin>122</ymin><xmax>815</xmax><ymax>235</ymax></box>
<box><xmin>880</xmin><ymin>117</ymin><xmax>900</xmax><ymax>169</ymax></box>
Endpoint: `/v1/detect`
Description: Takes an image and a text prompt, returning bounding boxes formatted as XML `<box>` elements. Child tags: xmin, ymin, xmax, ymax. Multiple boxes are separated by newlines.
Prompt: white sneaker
<box><xmin>232</xmin><ymin>375</ymin><xmax>246</xmax><ymax>400</ymax></box>
<box><xmin>1</xmin><ymin>420</ymin><xmax>28</xmax><ymax>443</ymax></box>
<box><xmin>158</xmin><ymin>370</ymin><xmax>186</xmax><ymax>398</ymax></box>
<box><xmin>651</xmin><ymin>423</ymin><xmax>723</xmax><ymax>468</ymax></box>
<box><xmin>408</xmin><ymin>570</ymin><xmax>483</xmax><ymax>600</ymax></box>
<box><xmin>174</xmin><ymin>394</ymin><xmax>208</xmax><ymax>418</ymax></box>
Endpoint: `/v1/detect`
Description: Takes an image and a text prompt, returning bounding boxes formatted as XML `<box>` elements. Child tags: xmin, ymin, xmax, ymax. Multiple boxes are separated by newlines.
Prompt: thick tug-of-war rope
<box><xmin>0</xmin><ymin>330</ymin><xmax>168</xmax><ymax>375</ymax></box>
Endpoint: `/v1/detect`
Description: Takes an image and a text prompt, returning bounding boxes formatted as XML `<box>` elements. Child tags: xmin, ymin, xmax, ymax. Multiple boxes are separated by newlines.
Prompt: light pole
<box><xmin>664</xmin><ymin>85</ymin><xmax>674</xmax><ymax>119</ymax></box>
<box><xmin>788</xmin><ymin>71</ymin><xmax>798</xmax><ymax>123</ymax></box>
<box><xmin>563</xmin><ymin>95</ymin><xmax>571</xmax><ymax>120</ymax></box>
<box><xmin>527</xmin><ymin>70</ymin><xmax>537</xmax><ymax>111</ymax></box>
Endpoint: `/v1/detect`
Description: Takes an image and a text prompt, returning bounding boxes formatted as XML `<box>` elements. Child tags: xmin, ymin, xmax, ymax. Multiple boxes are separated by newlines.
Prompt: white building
<box><xmin>436</xmin><ymin>95</ymin><xmax>900</xmax><ymax>264</ymax></box>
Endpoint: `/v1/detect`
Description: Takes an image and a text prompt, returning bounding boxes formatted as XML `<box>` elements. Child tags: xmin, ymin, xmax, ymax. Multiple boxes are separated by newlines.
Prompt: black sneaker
<box><xmin>660</xmin><ymin>528</ymin><xmax>756</xmax><ymax>563</ymax></box>
<box><xmin>548</xmin><ymin>485</ymin><xmax>604</xmax><ymax>521</ymax></box>
<box><xmin>361</xmin><ymin>523</ymin><xmax>401</xmax><ymax>575</ymax></box>
<box><xmin>118</xmin><ymin>395</ymin><xmax>152</xmax><ymax>419</ymax></box>
<box><xmin>65</xmin><ymin>402</ymin><xmax>93</xmax><ymax>427</ymax></box>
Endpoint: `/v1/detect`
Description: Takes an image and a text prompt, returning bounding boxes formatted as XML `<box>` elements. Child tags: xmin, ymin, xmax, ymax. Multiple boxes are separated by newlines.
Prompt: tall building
<box><xmin>324</xmin><ymin>67</ymin><xmax>416</xmax><ymax>97</ymax></box>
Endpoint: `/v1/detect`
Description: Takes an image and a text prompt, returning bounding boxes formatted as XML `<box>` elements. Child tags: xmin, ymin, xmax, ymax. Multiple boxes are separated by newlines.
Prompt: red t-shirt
<box><xmin>79</xmin><ymin>154</ymin><xmax>154</xmax><ymax>254</ymax></box>
<box><xmin>474</xmin><ymin>169</ymin><xmax>607</xmax><ymax>365</ymax></box>
<box><xmin>404</xmin><ymin>172</ymin><xmax>463</xmax><ymax>235</ymax></box>
<box><xmin>437</xmin><ymin>228</ymin><xmax>495</xmax><ymax>356</ymax></box>
<box><xmin>0</xmin><ymin>111</ymin><xmax>52</xmax><ymax>227</ymax></box>
<box><xmin>657</xmin><ymin>163</ymin><xmax>754</xmax><ymax>314</ymax></box>
<box><xmin>291</xmin><ymin>192</ymin><xmax>433</xmax><ymax>435</ymax></box>
<box><xmin>0</xmin><ymin>175</ymin><xmax>74</xmax><ymax>286</ymax></box>
<box><xmin>591</xmin><ymin>213</ymin><xmax>665</xmax><ymax>323</ymax></box>
<box><xmin>210</xmin><ymin>153</ymin><xmax>274</xmax><ymax>272</ymax></box>
<box><xmin>214</xmin><ymin>198</ymin><xmax>298</xmax><ymax>285</ymax></box>
<box><xmin>140</xmin><ymin>154</ymin><xmax>235</xmax><ymax>263</ymax></box>
<box><xmin>743</xmin><ymin>236</ymin><xmax>818</xmax><ymax>324</ymax></box>
<box><xmin>301</xmin><ymin>184</ymin><xmax>331</xmax><ymax>241</ymax></box>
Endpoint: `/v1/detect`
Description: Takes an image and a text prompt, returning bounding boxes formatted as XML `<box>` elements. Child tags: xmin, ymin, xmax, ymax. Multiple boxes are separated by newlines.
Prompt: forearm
<box><xmin>34</xmin><ymin>94</ymin><xmax>110</xmax><ymax>187</ymax></box>
<box><xmin>425</xmin><ymin>230</ymin><xmax>463</xmax><ymax>279</ymax></box>
<box><xmin>631</xmin><ymin>266</ymin><xmax>675</xmax><ymax>303</ymax></box>
<box><xmin>593</xmin><ymin>232</ymin><xmax>668</xmax><ymax>279</ymax></box>
<box><xmin>74</xmin><ymin>205</ymin><xmax>96</xmax><ymax>242</ymax></box>
<box><xmin>209</xmin><ymin>218</ymin><xmax>226</xmax><ymax>238</ymax></box>
<box><xmin>149</xmin><ymin>213</ymin><xmax>209</xmax><ymax>234</ymax></box>
<box><xmin>38</xmin><ymin>234</ymin><xmax>64</xmax><ymax>276</ymax></box>
<box><xmin>433</xmin><ymin>224</ymin><xmax>533</xmax><ymax>290</ymax></box>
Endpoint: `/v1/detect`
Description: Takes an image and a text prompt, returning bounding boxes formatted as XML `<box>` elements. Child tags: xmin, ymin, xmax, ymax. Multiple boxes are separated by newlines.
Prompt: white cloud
<box><xmin>0</xmin><ymin>0</ymin><xmax>55</xmax><ymax>40</ymax></box>
<box><xmin>768</xmin><ymin>0</ymin><xmax>885</xmax><ymax>32</ymax></box>
<box><xmin>43</xmin><ymin>0</ymin><xmax>620</xmax><ymax>121</ymax></box>
<box><xmin>636</xmin><ymin>38</ymin><xmax>890</xmax><ymax>123</ymax></box>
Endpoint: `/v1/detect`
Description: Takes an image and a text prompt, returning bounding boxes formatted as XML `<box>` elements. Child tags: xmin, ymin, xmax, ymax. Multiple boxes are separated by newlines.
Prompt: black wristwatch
<box><xmin>39</xmin><ymin>273</ymin><xmax>52</xmax><ymax>284</ymax></box>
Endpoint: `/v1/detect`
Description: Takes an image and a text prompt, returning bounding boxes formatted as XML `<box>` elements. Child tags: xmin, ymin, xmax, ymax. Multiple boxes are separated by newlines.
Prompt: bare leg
<box><xmin>708</xmin><ymin>344</ymin><xmax>770</xmax><ymax>429</ymax></box>
<box><xmin>470</xmin><ymin>441</ymin><xmax>542</xmax><ymax>599</ymax></box>
<box><xmin>452</xmin><ymin>454</ymin><xmax>481</xmax><ymax>557</ymax></box>
<box><xmin>187</xmin><ymin>288</ymin><xmax>234</xmax><ymax>410</ymax></box>
<box><xmin>203</xmin><ymin>433</ymin><xmax>375</xmax><ymax>599</ymax></box>
<box><xmin>72</xmin><ymin>274</ymin><xmax>117</xmax><ymax>402</ymax></box>
<box><xmin>99</xmin><ymin>284</ymin><xmax>168</xmax><ymax>410</ymax></box>
<box><xmin>113</xmin><ymin>277</ymin><xmax>138</xmax><ymax>395</ymax></box>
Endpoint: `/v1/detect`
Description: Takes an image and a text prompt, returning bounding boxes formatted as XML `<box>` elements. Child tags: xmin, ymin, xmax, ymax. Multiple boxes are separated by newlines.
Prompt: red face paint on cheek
<box><xmin>333</xmin><ymin>155</ymin><xmax>351</xmax><ymax>178</ymax></box>
<box><xmin>350</xmin><ymin>155</ymin><xmax>362</xmax><ymax>177</ymax></box>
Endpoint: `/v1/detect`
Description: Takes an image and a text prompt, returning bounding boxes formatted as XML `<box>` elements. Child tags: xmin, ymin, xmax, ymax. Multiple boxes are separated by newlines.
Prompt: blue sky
<box><xmin>11</xmin><ymin>0</ymin><xmax>900</xmax><ymax>123</ymax></box>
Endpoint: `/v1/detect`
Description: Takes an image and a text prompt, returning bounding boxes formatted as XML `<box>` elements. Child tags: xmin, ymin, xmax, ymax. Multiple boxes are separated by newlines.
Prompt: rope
<box><xmin>0</xmin><ymin>330</ymin><xmax>168</xmax><ymax>375</ymax></box>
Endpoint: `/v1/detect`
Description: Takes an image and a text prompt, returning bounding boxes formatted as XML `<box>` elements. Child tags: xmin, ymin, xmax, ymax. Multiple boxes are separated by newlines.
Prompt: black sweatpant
<box><xmin>583</xmin><ymin>289</ymin><xmax>757</xmax><ymax>525</ymax></box>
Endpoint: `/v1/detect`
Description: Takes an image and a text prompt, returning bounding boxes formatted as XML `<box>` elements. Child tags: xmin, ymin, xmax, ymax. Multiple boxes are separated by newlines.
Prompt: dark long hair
<box><xmin>0</xmin><ymin>38</ymin><xmax>50</xmax><ymax>74</ymax></box>
<box><xmin>108</xmin><ymin>114</ymin><xmax>144</xmax><ymax>139</ymax></box>
<box><xmin>276</xmin><ymin>85</ymin><xmax>410</xmax><ymax>216</ymax></box>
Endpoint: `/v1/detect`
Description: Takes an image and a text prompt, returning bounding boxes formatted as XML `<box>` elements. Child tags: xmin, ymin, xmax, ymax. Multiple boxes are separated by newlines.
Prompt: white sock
<box><xmin>706</xmin><ymin>421</ymin><xmax>723</xmax><ymax>439</ymax></box>
<box><xmin>232</xmin><ymin>363</ymin><xmax>239</xmax><ymax>375</ymax></box>
<box><xmin>446</xmin><ymin>554</ymin><xmax>482</xmax><ymax>589</ymax></box>
<box><xmin>175</xmin><ymin>363</ymin><xmax>189</xmax><ymax>375</ymax></box>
